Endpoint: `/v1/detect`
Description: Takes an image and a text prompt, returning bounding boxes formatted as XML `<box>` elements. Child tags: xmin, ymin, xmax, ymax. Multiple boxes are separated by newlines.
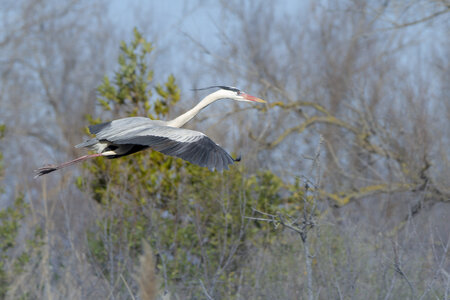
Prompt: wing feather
<box><xmin>207</xmin><ymin>151</ymin><xmax>216</xmax><ymax>171</ymax></box>
<box><xmin>87</xmin><ymin>117</ymin><xmax>235</xmax><ymax>171</ymax></box>
<box><xmin>88</xmin><ymin>122</ymin><xmax>112</xmax><ymax>135</ymax></box>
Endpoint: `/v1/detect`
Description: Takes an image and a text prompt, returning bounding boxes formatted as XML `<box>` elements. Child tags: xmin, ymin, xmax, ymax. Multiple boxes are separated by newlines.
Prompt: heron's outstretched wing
<box><xmin>78</xmin><ymin>117</ymin><xmax>235</xmax><ymax>171</ymax></box>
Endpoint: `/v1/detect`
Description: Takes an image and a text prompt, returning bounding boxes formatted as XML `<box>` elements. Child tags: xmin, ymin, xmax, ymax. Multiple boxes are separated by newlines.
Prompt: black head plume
<box><xmin>191</xmin><ymin>85</ymin><xmax>241</xmax><ymax>93</ymax></box>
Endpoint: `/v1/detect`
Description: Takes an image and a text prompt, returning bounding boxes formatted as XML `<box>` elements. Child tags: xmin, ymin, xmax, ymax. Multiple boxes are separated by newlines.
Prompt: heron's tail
<box><xmin>34</xmin><ymin>153</ymin><xmax>103</xmax><ymax>178</ymax></box>
<box><xmin>75</xmin><ymin>138</ymin><xmax>98</xmax><ymax>149</ymax></box>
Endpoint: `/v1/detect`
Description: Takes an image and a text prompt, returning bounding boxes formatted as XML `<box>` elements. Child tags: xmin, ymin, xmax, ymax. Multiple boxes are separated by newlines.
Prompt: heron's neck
<box><xmin>166</xmin><ymin>92</ymin><xmax>222</xmax><ymax>127</ymax></box>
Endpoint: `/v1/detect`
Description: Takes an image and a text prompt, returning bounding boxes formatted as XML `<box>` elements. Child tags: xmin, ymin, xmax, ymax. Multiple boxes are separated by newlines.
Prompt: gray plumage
<box><xmin>34</xmin><ymin>87</ymin><xmax>265</xmax><ymax>178</ymax></box>
<box><xmin>76</xmin><ymin>117</ymin><xmax>235</xmax><ymax>171</ymax></box>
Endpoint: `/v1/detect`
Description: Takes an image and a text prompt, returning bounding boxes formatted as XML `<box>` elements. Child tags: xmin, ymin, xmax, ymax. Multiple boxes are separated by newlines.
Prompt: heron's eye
<box><xmin>236</xmin><ymin>91</ymin><xmax>241</xmax><ymax>95</ymax></box>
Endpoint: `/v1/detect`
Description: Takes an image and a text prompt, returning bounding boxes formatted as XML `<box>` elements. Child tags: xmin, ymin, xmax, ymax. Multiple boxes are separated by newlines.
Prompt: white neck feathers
<box><xmin>166</xmin><ymin>90</ymin><xmax>229</xmax><ymax>128</ymax></box>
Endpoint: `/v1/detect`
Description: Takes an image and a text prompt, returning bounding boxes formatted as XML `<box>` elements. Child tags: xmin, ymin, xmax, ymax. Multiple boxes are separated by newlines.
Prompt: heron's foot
<box><xmin>34</xmin><ymin>165</ymin><xmax>58</xmax><ymax>178</ymax></box>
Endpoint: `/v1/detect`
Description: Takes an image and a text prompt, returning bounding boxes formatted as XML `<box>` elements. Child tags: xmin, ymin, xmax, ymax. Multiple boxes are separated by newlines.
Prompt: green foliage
<box><xmin>0</xmin><ymin>195</ymin><xmax>28</xmax><ymax>297</ymax></box>
<box><xmin>94</xmin><ymin>27</ymin><xmax>179</xmax><ymax>119</ymax></box>
<box><xmin>0</xmin><ymin>124</ymin><xmax>5</xmax><ymax>138</ymax></box>
<box><xmin>0</xmin><ymin>125</ymin><xmax>43</xmax><ymax>298</ymax></box>
<box><xmin>0</xmin><ymin>126</ymin><xmax>5</xmax><ymax>296</ymax></box>
<box><xmin>0</xmin><ymin>196</ymin><xmax>43</xmax><ymax>298</ymax></box>
<box><xmin>0</xmin><ymin>124</ymin><xmax>4</xmax><ymax>195</ymax></box>
<box><xmin>81</xmin><ymin>29</ymin><xmax>301</xmax><ymax>295</ymax></box>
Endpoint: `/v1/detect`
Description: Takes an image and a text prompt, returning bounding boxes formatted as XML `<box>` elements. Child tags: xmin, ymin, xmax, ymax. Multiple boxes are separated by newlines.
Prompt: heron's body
<box><xmin>77</xmin><ymin>117</ymin><xmax>235</xmax><ymax>171</ymax></box>
<box><xmin>34</xmin><ymin>87</ymin><xmax>265</xmax><ymax>178</ymax></box>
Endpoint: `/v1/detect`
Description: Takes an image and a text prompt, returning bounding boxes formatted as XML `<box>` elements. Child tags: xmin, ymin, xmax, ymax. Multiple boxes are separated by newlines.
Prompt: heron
<box><xmin>34</xmin><ymin>86</ymin><xmax>266</xmax><ymax>178</ymax></box>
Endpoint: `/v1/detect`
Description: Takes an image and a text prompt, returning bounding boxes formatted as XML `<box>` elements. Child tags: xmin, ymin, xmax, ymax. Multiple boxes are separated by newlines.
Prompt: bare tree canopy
<box><xmin>0</xmin><ymin>0</ymin><xmax>448</xmax><ymax>299</ymax></box>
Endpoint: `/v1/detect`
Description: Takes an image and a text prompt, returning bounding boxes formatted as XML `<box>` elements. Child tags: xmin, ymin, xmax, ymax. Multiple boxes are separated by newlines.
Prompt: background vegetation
<box><xmin>0</xmin><ymin>0</ymin><xmax>449</xmax><ymax>299</ymax></box>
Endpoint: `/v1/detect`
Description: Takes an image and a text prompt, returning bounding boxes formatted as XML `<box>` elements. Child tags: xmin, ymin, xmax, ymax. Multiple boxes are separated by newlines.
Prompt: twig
<box><xmin>120</xmin><ymin>274</ymin><xmax>136</xmax><ymax>300</ymax></box>
<box><xmin>244</xmin><ymin>216</ymin><xmax>277</xmax><ymax>223</ymax></box>
<box><xmin>245</xmin><ymin>138</ymin><xmax>323</xmax><ymax>300</ymax></box>
<box><xmin>392</xmin><ymin>241</ymin><xmax>416</xmax><ymax>297</ymax></box>
<box><xmin>199</xmin><ymin>279</ymin><xmax>214</xmax><ymax>300</ymax></box>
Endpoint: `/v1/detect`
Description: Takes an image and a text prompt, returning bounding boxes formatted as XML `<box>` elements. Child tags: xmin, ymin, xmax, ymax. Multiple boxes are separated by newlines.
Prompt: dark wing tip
<box><xmin>233</xmin><ymin>155</ymin><xmax>241</xmax><ymax>162</ymax></box>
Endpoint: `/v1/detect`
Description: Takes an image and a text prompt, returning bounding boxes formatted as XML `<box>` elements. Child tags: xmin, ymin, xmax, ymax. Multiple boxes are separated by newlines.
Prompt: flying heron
<box><xmin>34</xmin><ymin>86</ymin><xmax>266</xmax><ymax>178</ymax></box>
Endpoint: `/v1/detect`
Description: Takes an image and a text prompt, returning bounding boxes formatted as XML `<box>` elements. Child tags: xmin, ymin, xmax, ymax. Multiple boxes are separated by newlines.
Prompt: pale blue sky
<box><xmin>105</xmin><ymin>0</ymin><xmax>306</xmax><ymax>90</ymax></box>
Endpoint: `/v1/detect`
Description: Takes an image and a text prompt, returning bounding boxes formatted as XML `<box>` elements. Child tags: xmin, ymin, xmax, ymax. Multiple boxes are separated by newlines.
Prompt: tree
<box><xmin>195</xmin><ymin>0</ymin><xmax>450</xmax><ymax>222</ymax></box>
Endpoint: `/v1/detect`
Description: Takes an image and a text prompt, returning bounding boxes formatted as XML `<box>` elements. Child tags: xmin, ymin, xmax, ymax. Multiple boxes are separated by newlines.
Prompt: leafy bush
<box><xmin>0</xmin><ymin>126</ymin><xmax>43</xmax><ymax>298</ymax></box>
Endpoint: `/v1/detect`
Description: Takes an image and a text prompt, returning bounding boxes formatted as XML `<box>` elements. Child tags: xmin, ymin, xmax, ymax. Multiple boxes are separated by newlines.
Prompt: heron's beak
<box><xmin>242</xmin><ymin>93</ymin><xmax>267</xmax><ymax>103</ymax></box>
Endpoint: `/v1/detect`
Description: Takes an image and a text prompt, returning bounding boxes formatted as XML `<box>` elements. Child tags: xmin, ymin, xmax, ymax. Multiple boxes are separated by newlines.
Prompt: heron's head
<box><xmin>194</xmin><ymin>85</ymin><xmax>266</xmax><ymax>103</ymax></box>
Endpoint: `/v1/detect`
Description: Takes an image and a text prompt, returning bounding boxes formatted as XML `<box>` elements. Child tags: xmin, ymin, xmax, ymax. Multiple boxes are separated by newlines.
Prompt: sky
<box><xmin>107</xmin><ymin>1</ymin><xmax>221</xmax><ymax>74</ymax></box>
<box><xmin>106</xmin><ymin>0</ymin><xmax>306</xmax><ymax>89</ymax></box>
